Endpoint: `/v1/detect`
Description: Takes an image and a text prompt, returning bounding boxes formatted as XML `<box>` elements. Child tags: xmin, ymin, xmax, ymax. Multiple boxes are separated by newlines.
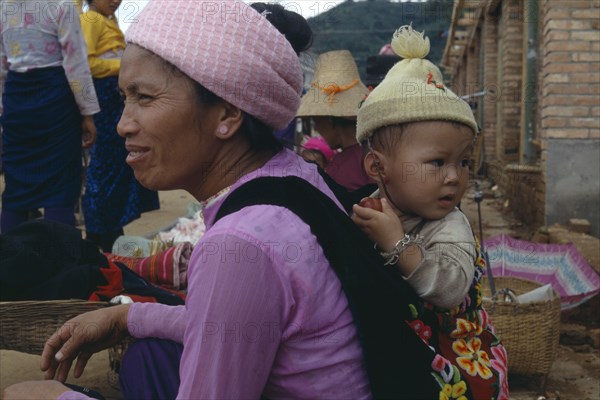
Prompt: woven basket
<box><xmin>0</xmin><ymin>300</ymin><xmax>109</xmax><ymax>354</ymax></box>
<box><xmin>481</xmin><ymin>276</ymin><xmax>561</xmax><ymax>377</ymax></box>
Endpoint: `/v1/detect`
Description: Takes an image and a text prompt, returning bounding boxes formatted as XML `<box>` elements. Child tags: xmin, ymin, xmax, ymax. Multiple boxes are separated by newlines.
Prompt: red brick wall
<box><xmin>539</xmin><ymin>0</ymin><xmax>600</xmax><ymax>145</ymax></box>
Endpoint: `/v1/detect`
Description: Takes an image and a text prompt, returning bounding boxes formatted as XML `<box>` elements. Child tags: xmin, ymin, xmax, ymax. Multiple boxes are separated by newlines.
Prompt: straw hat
<box><xmin>356</xmin><ymin>25</ymin><xmax>478</xmax><ymax>142</ymax></box>
<box><xmin>297</xmin><ymin>50</ymin><xmax>370</xmax><ymax>118</ymax></box>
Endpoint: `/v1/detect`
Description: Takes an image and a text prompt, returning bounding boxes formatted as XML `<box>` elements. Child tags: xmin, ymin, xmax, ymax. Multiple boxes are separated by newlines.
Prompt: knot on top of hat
<box><xmin>312</xmin><ymin>79</ymin><xmax>360</xmax><ymax>106</ymax></box>
<box><xmin>391</xmin><ymin>24</ymin><xmax>430</xmax><ymax>60</ymax></box>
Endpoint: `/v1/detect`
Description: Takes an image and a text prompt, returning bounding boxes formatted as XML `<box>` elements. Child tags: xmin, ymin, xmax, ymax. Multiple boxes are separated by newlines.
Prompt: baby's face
<box><xmin>383</xmin><ymin>121</ymin><xmax>473</xmax><ymax>220</ymax></box>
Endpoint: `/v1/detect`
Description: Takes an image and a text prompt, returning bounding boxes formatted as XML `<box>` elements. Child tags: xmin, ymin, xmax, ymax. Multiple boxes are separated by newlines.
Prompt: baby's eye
<box><xmin>460</xmin><ymin>158</ymin><xmax>470</xmax><ymax>168</ymax></box>
<box><xmin>429</xmin><ymin>159</ymin><xmax>444</xmax><ymax>167</ymax></box>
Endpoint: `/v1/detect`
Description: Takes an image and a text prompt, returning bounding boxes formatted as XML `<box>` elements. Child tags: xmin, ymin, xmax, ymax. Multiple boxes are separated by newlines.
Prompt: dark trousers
<box><xmin>120</xmin><ymin>339</ymin><xmax>183</xmax><ymax>399</ymax></box>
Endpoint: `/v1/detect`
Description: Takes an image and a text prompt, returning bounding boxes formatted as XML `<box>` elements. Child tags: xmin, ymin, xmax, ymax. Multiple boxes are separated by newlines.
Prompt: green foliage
<box><xmin>307</xmin><ymin>0</ymin><xmax>453</xmax><ymax>79</ymax></box>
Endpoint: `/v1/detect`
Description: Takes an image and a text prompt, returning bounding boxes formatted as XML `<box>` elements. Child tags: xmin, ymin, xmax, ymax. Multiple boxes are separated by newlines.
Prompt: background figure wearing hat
<box><xmin>80</xmin><ymin>0</ymin><xmax>160</xmax><ymax>252</ymax></box>
<box><xmin>3</xmin><ymin>2</ymin><xmax>371</xmax><ymax>399</ymax></box>
<box><xmin>364</xmin><ymin>43</ymin><xmax>401</xmax><ymax>88</ymax></box>
<box><xmin>365</xmin><ymin>53</ymin><xmax>401</xmax><ymax>88</ymax></box>
<box><xmin>297</xmin><ymin>50</ymin><xmax>373</xmax><ymax>191</ymax></box>
<box><xmin>0</xmin><ymin>0</ymin><xmax>98</xmax><ymax>233</ymax></box>
<box><xmin>352</xmin><ymin>25</ymin><xmax>509</xmax><ymax>399</ymax></box>
<box><xmin>301</xmin><ymin>136</ymin><xmax>335</xmax><ymax>170</ymax></box>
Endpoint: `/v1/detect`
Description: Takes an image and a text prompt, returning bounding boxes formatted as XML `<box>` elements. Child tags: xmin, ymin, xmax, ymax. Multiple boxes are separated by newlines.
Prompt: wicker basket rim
<box><xmin>482</xmin><ymin>276</ymin><xmax>560</xmax><ymax>306</ymax></box>
<box><xmin>0</xmin><ymin>300</ymin><xmax>108</xmax><ymax>306</ymax></box>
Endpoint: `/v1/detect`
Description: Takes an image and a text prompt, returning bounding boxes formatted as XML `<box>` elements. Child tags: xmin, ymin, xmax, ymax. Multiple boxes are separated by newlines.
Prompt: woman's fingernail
<box><xmin>55</xmin><ymin>351</ymin><xmax>64</xmax><ymax>361</ymax></box>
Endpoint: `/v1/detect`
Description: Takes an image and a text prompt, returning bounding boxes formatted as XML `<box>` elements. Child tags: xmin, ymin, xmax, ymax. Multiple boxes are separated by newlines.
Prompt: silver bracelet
<box><xmin>377</xmin><ymin>234</ymin><xmax>423</xmax><ymax>266</ymax></box>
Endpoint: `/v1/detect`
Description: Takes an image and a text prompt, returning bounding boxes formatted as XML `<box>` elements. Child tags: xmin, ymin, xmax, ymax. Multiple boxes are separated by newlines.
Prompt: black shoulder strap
<box><xmin>215</xmin><ymin>177</ymin><xmax>438</xmax><ymax>399</ymax></box>
<box><xmin>311</xmin><ymin>164</ymin><xmax>378</xmax><ymax>213</ymax></box>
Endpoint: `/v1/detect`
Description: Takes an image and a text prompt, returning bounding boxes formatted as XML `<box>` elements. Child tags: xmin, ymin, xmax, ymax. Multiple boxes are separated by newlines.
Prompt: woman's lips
<box><xmin>125</xmin><ymin>146</ymin><xmax>150</xmax><ymax>164</ymax></box>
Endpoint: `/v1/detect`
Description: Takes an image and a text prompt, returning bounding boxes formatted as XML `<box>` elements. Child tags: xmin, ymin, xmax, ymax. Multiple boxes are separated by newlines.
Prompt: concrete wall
<box><xmin>545</xmin><ymin>140</ymin><xmax>600</xmax><ymax>237</ymax></box>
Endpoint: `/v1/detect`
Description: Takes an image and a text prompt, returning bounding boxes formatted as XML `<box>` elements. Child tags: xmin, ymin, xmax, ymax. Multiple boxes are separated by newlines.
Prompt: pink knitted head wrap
<box><xmin>303</xmin><ymin>137</ymin><xmax>335</xmax><ymax>162</ymax></box>
<box><xmin>126</xmin><ymin>0</ymin><xmax>303</xmax><ymax>130</ymax></box>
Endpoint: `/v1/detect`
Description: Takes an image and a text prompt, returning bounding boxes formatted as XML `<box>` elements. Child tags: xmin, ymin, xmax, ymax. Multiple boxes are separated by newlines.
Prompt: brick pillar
<box><xmin>482</xmin><ymin>11</ymin><xmax>499</xmax><ymax>161</ymax></box>
<box><xmin>497</xmin><ymin>0</ymin><xmax>524</xmax><ymax>162</ymax></box>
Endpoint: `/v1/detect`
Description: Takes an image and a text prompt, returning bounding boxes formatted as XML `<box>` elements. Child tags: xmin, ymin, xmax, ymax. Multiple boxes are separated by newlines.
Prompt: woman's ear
<box><xmin>363</xmin><ymin>150</ymin><xmax>388</xmax><ymax>183</ymax></box>
<box><xmin>214</xmin><ymin>101</ymin><xmax>243</xmax><ymax>140</ymax></box>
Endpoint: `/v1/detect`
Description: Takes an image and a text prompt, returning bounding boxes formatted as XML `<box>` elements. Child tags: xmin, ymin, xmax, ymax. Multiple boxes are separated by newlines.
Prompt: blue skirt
<box><xmin>82</xmin><ymin>76</ymin><xmax>159</xmax><ymax>234</ymax></box>
<box><xmin>1</xmin><ymin>67</ymin><xmax>82</xmax><ymax>211</ymax></box>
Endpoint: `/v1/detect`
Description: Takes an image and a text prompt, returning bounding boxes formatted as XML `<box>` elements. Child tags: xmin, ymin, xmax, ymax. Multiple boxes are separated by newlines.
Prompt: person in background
<box><xmin>297</xmin><ymin>50</ymin><xmax>372</xmax><ymax>191</ymax></box>
<box><xmin>352</xmin><ymin>25</ymin><xmax>509</xmax><ymax>400</ymax></box>
<box><xmin>364</xmin><ymin>49</ymin><xmax>400</xmax><ymax>88</ymax></box>
<box><xmin>0</xmin><ymin>0</ymin><xmax>99</xmax><ymax>233</ymax></box>
<box><xmin>301</xmin><ymin>135</ymin><xmax>335</xmax><ymax>170</ymax></box>
<box><xmin>3</xmin><ymin>2</ymin><xmax>370</xmax><ymax>399</ymax></box>
<box><xmin>80</xmin><ymin>0</ymin><xmax>159</xmax><ymax>252</ymax></box>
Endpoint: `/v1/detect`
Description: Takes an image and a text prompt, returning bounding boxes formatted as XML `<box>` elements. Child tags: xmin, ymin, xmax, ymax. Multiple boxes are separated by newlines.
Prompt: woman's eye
<box><xmin>138</xmin><ymin>94</ymin><xmax>154</xmax><ymax>102</ymax></box>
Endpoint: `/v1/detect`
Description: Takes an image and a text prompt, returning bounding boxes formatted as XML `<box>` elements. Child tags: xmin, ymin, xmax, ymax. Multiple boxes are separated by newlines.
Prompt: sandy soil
<box><xmin>1</xmin><ymin>186</ymin><xmax>599</xmax><ymax>399</ymax></box>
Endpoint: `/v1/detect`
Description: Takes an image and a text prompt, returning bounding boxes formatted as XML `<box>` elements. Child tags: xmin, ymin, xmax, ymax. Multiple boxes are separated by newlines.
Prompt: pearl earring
<box><xmin>218</xmin><ymin>125</ymin><xmax>228</xmax><ymax>135</ymax></box>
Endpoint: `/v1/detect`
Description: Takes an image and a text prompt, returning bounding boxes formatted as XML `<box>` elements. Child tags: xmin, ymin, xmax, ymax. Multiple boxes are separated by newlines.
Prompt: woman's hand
<box><xmin>41</xmin><ymin>304</ymin><xmax>131</xmax><ymax>382</ymax></box>
<box><xmin>3</xmin><ymin>380</ymin><xmax>70</xmax><ymax>400</ymax></box>
<box><xmin>352</xmin><ymin>198</ymin><xmax>405</xmax><ymax>252</ymax></box>
<box><xmin>81</xmin><ymin>115</ymin><xmax>96</xmax><ymax>148</ymax></box>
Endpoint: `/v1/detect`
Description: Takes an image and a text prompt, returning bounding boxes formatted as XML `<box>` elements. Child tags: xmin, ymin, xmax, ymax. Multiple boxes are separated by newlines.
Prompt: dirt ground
<box><xmin>1</xmin><ymin>182</ymin><xmax>599</xmax><ymax>399</ymax></box>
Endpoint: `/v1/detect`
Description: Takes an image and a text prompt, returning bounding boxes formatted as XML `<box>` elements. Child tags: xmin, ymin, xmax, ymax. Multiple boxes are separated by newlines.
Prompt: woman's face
<box><xmin>312</xmin><ymin>117</ymin><xmax>339</xmax><ymax>149</ymax></box>
<box><xmin>90</xmin><ymin>0</ymin><xmax>121</xmax><ymax>17</ymax></box>
<box><xmin>117</xmin><ymin>45</ymin><xmax>221</xmax><ymax>195</ymax></box>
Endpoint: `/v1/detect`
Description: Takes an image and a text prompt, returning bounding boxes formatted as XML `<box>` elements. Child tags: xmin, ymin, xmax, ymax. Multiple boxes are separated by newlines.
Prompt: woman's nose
<box><xmin>116</xmin><ymin>104</ymin><xmax>136</xmax><ymax>138</ymax></box>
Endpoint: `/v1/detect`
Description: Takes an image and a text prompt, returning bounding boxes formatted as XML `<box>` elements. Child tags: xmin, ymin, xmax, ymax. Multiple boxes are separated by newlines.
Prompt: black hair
<box><xmin>365</xmin><ymin>125</ymin><xmax>407</xmax><ymax>155</ymax></box>
<box><xmin>249</xmin><ymin>2</ymin><xmax>313</xmax><ymax>56</ymax></box>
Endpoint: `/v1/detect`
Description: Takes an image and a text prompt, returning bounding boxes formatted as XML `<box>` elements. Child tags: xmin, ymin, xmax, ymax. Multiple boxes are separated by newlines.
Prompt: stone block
<box><xmin>560</xmin><ymin>323</ymin><xmax>590</xmax><ymax>345</ymax></box>
<box><xmin>590</xmin><ymin>328</ymin><xmax>600</xmax><ymax>349</ymax></box>
<box><xmin>569</xmin><ymin>218</ymin><xmax>592</xmax><ymax>234</ymax></box>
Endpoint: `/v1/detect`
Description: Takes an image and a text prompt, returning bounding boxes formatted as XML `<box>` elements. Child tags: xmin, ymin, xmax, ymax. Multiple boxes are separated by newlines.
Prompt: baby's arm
<box><xmin>403</xmin><ymin>214</ymin><xmax>476</xmax><ymax>310</ymax></box>
<box><xmin>352</xmin><ymin>203</ymin><xmax>475</xmax><ymax>310</ymax></box>
<box><xmin>353</xmin><ymin>198</ymin><xmax>425</xmax><ymax>276</ymax></box>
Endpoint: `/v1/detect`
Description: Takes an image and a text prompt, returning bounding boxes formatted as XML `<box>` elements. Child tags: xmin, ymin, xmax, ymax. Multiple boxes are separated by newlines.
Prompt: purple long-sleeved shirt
<box><xmin>59</xmin><ymin>149</ymin><xmax>370</xmax><ymax>400</ymax></box>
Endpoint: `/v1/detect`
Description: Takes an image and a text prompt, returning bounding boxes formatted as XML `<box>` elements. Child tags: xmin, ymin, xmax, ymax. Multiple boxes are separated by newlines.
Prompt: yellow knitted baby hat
<box><xmin>356</xmin><ymin>25</ymin><xmax>478</xmax><ymax>142</ymax></box>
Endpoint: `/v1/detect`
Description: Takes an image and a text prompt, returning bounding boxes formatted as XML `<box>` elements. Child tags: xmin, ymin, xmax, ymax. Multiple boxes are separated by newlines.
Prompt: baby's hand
<box><xmin>352</xmin><ymin>198</ymin><xmax>405</xmax><ymax>252</ymax></box>
<box><xmin>358</xmin><ymin>197</ymin><xmax>383</xmax><ymax>212</ymax></box>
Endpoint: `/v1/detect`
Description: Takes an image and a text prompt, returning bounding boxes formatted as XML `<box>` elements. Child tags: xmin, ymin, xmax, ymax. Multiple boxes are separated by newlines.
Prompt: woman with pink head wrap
<box><xmin>301</xmin><ymin>136</ymin><xmax>336</xmax><ymax>169</ymax></box>
<box><xmin>3</xmin><ymin>2</ymin><xmax>371</xmax><ymax>399</ymax></box>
